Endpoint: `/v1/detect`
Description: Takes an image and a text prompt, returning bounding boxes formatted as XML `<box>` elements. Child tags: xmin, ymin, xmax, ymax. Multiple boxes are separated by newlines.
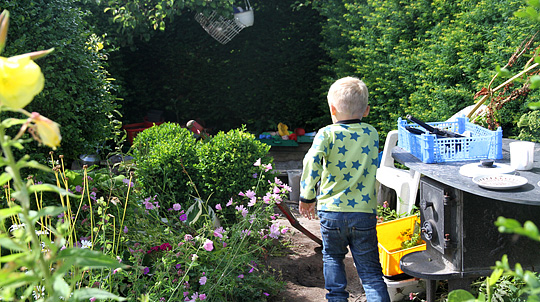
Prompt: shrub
<box><xmin>196</xmin><ymin>127</ymin><xmax>274</xmax><ymax>221</ymax></box>
<box><xmin>131</xmin><ymin>123</ymin><xmax>199</xmax><ymax>212</ymax></box>
<box><xmin>1</xmin><ymin>0</ymin><xmax>120</xmax><ymax>162</ymax></box>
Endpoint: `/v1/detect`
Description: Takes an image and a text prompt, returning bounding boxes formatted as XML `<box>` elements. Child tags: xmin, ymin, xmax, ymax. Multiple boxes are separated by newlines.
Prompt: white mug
<box><xmin>509</xmin><ymin>141</ymin><xmax>535</xmax><ymax>170</ymax></box>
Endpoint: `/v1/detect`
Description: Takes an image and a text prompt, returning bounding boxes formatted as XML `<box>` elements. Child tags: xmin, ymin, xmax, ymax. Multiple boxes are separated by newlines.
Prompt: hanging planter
<box><xmin>195</xmin><ymin>0</ymin><xmax>254</xmax><ymax>45</ymax></box>
<box><xmin>233</xmin><ymin>1</ymin><xmax>254</xmax><ymax>27</ymax></box>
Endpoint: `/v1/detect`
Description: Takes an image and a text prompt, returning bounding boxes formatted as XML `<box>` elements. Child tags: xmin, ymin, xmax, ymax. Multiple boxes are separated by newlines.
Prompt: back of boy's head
<box><xmin>327</xmin><ymin>76</ymin><xmax>368</xmax><ymax>116</ymax></box>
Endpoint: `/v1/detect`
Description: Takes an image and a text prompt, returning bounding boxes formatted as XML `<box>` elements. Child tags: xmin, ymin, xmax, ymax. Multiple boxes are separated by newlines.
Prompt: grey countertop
<box><xmin>393</xmin><ymin>139</ymin><xmax>540</xmax><ymax>206</ymax></box>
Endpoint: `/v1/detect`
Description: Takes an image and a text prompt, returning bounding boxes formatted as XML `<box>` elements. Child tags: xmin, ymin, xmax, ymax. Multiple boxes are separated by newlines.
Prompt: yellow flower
<box><xmin>31</xmin><ymin>113</ymin><xmax>61</xmax><ymax>150</ymax></box>
<box><xmin>0</xmin><ymin>54</ymin><xmax>45</xmax><ymax>109</ymax></box>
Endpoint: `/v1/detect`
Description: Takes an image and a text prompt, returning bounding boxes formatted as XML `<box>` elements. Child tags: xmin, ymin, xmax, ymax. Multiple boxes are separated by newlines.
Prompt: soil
<box><xmin>267</xmin><ymin>202</ymin><xmax>367</xmax><ymax>302</ymax></box>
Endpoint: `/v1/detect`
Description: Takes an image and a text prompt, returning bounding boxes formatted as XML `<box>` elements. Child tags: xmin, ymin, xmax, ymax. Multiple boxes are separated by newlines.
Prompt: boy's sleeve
<box><xmin>299</xmin><ymin>130</ymin><xmax>327</xmax><ymax>203</ymax></box>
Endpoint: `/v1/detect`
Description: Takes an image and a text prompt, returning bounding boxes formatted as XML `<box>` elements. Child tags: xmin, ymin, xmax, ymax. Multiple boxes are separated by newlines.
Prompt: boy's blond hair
<box><xmin>327</xmin><ymin>77</ymin><xmax>369</xmax><ymax>117</ymax></box>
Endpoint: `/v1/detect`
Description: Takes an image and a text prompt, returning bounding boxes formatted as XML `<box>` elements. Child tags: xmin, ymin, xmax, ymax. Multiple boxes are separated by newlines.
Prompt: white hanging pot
<box><xmin>234</xmin><ymin>10</ymin><xmax>254</xmax><ymax>27</ymax></box>
<box><xmin>233</xmin><ymin>0</ymin><xmax>254</xmax><ymax>27</ymax></box>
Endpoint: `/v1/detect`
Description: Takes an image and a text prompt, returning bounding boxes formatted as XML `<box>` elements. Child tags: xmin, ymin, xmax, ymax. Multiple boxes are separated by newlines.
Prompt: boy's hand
<box><xmin>299</xmin><ymin>201</ymin><xmax>316</xmax><ymax>220</ymax></box>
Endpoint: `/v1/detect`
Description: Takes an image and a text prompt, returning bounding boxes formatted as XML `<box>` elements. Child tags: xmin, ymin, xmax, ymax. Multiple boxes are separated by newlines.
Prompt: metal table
<box><xmin>393</xmin><ymin>139</ymin><xmax>540</xmax><ymax>300</ymax></box>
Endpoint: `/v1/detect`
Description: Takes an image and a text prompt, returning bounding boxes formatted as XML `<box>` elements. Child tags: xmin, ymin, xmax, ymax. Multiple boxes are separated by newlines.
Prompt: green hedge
<box><xmin>314</xmin><ymin>0</ymin><xmax>540</xmax><ymax>139</ymax></box>
<box><xmin>1</xmin><ymin>0</ymin><xmax>120</xmax><ymax>162</ymax></box>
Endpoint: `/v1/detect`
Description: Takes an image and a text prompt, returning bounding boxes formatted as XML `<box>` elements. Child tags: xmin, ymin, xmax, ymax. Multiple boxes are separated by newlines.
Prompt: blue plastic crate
<box><xmin>397</xmin><ymin>116</ymin><xmax>502</xmax><ymax>163</ymax></box>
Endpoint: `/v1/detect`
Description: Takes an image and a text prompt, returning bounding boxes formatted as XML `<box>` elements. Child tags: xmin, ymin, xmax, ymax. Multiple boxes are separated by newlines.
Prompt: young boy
<box><xmin>299</xmin><ymin>77</ymin><xmax>390</xmax><ymax>302</ymax></box>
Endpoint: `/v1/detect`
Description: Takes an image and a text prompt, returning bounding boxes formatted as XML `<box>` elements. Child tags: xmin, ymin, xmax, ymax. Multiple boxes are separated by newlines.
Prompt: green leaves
<box><xmin>495</xmin><ymin>216</ymin><xmax>540</xmax><ymax>241</ymax></box>
<box><xmin>57</xmin><ymin>248</ymin><xmax>126</xmax><ymax>269</ymax></box>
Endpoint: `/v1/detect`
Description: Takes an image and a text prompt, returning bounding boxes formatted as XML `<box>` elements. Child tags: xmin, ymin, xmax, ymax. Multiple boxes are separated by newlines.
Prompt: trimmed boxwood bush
<box><xmin>131</xmin><ymin>123</ymin><xmax>199</xmax><ymax>211</ymax></box>
<box><xmin>132</xmin><ymin>124</ymin><xmax>274</xmax><ymax>224</ymax></box>
<box><xmin>196</xmin><ymin>127</ymin><xmax>274</xmax><ymax>212</ymax></box>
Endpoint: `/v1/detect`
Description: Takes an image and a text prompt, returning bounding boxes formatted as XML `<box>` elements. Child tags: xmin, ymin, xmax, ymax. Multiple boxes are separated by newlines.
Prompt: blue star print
<box><xmin>356</xmin><ymin>182</ymin><xmax>365</xmax><ymax>192</ymax></box>
<box><xmin>320</xmin><ymin>204</ymin><xmax>328</xmax><ymax>211</ymax></box>
<box><xmin>338</xmin><ymin>146</ymin><xmax>348</xmax><ymax>155</ymax></box>
<box><xmin>326</xmin><ymin>187</ymin><xmax>334</xmax><ymax>196</ymax></box>
<box><xmin>329</xmin><ymin>142</ymin><xmax>334</xmax><ymax>150</ymax></box>
<box><xmin>333</xmin><ymin>196</ymin><xmax>342</xmax><ymax>206</ymax></box>
<box><xmin>347</xmin><ymin>199</ymin><xmax>358</xmax><ymax>208</ymax></box>
<box><xmin>363</xmin><ymin>127</ymin><xmax>372</xmax><ymax>135</ymax></box>
<box><xmin>340</xmin><ymin>124</ymin><xmax>350</xmax><ymax>129</ymax></box>
<box><xmin>313</xmin><ymin>154</ymin><xmax>321</xmax><ymax>164</ymax></box>
<box><xmin>311</xmin><ymin>170</ymin><xmax>320</xmax><ymax>179</ymax></box>
<box><xmin>363</xmin><ymin>169</ymin><xmax>369</xmax><ymax>177</ymax></box>
<box><xmin>350</xmin><ymin>132</ymin><xmax>360</xmax><ymax>141</ymax></box>
<box><xmin>362</xmin><ymin>145</ymin><xmax>370</xmax><ymax>154</ymax></box>
<box><xmin>343</xmin><ymin>187</ymin><xmax>352</xmax><ymax>195</ymax></box>
<box><xmin>327</xmin><ymin>174</ymin><xmax>336</xmax><ymax>183</ymax></box>
<box><xmin>336</xmin><ymin>132</ymin><xmax>346</xmax><ymax>141</ymax></box>
<box><xmin>301</xmin><ymin>180</ymin><xmax>307</xmax><ymax>189</ymax></box>
<box><xmin>362</xmin><ymin>194</ymin><xmax>370</xmax><ymax>203</ymax></box>
<box><xmin>336</xmin><ymin>160</ymin><xmax>347</xmax><ymax>170</ymax></box>
<box><xmin>343</xmin><ymin>172</ymin><xmax>352</xmax><ymax>182</ymax></box>
<box><xmin>373</xmin><ymin>140</ymin><xmax>379</xmax><ymax>149</ymax></box>
<box><xmin>351</xmin><ymin>160</ymin><xmax>361</xmax><ymax>170</ymax></box>
<box><xmin>371</xmin><ymin>157</ymin><xmax>378</xmax><ymax>166</ymax></box>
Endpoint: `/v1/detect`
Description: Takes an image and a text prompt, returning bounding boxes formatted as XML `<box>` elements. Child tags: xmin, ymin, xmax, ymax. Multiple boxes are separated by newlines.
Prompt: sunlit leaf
<box><xmin>57</xmin><ymin>248</ymin><xmax>126</xmax><ymax>269</ymax></box>
<box><xmin>447</xmin><ymin>289</ymin><xmax>476</xmax><ymax>302</ymax></box>
<box><xmin>0</xmin><ymin>206</ymin><xmax>21</xmax><ymax>220</ymax></box>
<box><xmin>0</xmin><ymin>237</ymin><xmax>26</xmax><ymax>252</ymax></box>
<box><xmin>71</xmin><ymin>288</ymin><xmax>127</xmax><ymax>301</ymax></box>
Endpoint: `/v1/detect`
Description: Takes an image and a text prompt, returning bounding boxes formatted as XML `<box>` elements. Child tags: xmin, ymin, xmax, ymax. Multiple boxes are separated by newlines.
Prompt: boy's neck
<box><xmin>332</xmin><ymin>114</ymin><xmax>363</xmax><ymax>123</ymax></box>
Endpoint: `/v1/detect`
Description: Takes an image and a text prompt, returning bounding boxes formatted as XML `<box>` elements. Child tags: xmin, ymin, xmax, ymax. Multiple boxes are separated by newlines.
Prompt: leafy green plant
<box><xmin>1</xmin><ymin>0</ymin><xmax>120</xmax><ymax>163</ymax></box>
<box><xmin>131</xmin><ymin>122</ymin><xmax>199</xmax><ymax>213</ymax></box>
<box><xmin>196</xmin><ymin>127</ymin><xmax>273</xmax><ymax>221</ymax></box>
<box><xmin>447</xmin><ymin>217</ymin><xmax>540</xmax><ymax>302</ymax></box>
<box><xmin>0</xmin><ymin>10</ymin><xmax>125</xmax><ymax>301</ymax></box>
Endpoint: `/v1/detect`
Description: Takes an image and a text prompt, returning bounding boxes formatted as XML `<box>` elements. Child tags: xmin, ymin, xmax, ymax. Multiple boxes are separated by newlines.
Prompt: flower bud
<box><xmin>31</xmin><ymin>113</ymin><xmax>61</xmax><ymax>149</ymax></box>
<box><xmin>0</xmin><ymin>10</ymin><xmax>9</xmax><ymax>54</ymax></box>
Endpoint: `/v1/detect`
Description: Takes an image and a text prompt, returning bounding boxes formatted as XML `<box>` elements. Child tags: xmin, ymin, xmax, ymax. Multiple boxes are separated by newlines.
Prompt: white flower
<box><xmin>32</xmin><ymin>285</ymin><xmax>45</xmax><ymax>299</ymax></box>
<box><xmin>35</xmin><ymin>230</ymin><xmax>49</xmax><ymax>236</ymax></box>
<box><xmin>81</xmin><ymin>240</ymin><xmax>92</xmax><ymax>249</ymax></box>
<box><xmin>8</xmin><ymin>223</ymin><xmax>25</xmax><ymax>232</ymax></box>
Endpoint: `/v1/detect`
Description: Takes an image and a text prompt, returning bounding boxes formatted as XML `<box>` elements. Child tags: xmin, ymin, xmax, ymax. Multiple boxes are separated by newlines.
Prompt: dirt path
<box><xmin>268</xmin><ymin>203</ymin><xmax>367</xmax><ymax>302</ymax></box>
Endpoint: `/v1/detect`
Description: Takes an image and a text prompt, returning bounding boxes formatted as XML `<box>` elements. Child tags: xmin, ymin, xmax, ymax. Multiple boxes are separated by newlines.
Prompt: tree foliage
<box><xmin>313</xmin><ymin>0</ymin><xmax>540</xmax><ymax>139</ymax></box>
<box><xmin>1</xmin><ymin>0</ymin><xmax>120</xmax><ymax>162</ymax></box>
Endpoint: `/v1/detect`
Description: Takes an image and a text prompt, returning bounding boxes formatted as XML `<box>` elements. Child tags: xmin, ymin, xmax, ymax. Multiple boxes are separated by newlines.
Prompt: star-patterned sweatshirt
<box><xmin>299</xmin><ymin>119</ymin><xmax>379</xmax><ymax>213</ymax></box>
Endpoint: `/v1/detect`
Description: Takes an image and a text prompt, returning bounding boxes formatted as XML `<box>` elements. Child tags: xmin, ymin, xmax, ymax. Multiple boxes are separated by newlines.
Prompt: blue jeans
<box><xmin>318</xmin><ymin>211</ymin><xmax>390</xmax><ymax>302</ymax></box>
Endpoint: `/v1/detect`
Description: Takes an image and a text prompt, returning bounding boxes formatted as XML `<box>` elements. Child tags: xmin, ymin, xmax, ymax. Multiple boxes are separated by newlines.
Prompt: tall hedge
<box><xmin>314</xmin><ymin>0</ymin><xmax>540</xmax><ymax>138</ymax></box>
<box><xmin>106</xmin><ymin>0</ymin><xmax>328</xmax><ymax>134</ymax></box>
<box><xmin>1</xmin><ymin>0</ymin><xmax>119</xmax><ymax>162</ymax></box>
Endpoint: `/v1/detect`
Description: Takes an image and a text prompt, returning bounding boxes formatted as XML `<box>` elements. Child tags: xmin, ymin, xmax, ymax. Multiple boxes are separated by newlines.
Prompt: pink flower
<box><xmin>238</xmin><ymin>274</ymin><xmax>244</xmax><ymax>279</ymax></box>
<box><xmin>215</xmin><ymin>203</ymin><xmax>222</xmax><ymax>211</ymax></box>
<box><xmin>90</xmin><ymin>298</ymin><xmax>96</xmax><ymax>302</ymax></box>
<box><xmin>245</xmin><ymin>190</ymin><xmax>256</xmax><ymax>199</ymax></box>
<box><xmin>263</xmin><ymin>164</ymin><xmax>272</xmax><ymax>172</ymax></box>
<box><xmin>199</xmin><ymin>276</ymin><xmax>207</xmax><ymax>285</ymax></box>
<box><xmin>199</xmin><ymin>294</ymin><xmax>207</xmax><ymax>300</ymax></box>
<box><xmin>269</xmin><ymin>223</ymin><xmax>280</xmax><ymax>239</ymax></box>
<box><xmin>253</xmin><ymin>158</ymin><xmax>261</xmax><ymax>166</ymax></box>
<box><xmin>143</xmin><ymin>267</ymin><xmax>150</xmax><ymax>275</ymax></box>
<box><xmin>179</xmin><ymin>214</ymin><xmax>187</xmax><ymax>221</ymax></box>
<box><xmin>226</xmin><ymin>198</ymin><xmax>234</xmax><ymax>207</ymax></box>
<box><xmin>123</xmin><ymin>226</ymin><xmax>128</xmax><ymax>234</ymax></box>
<box><xmin>202</xmin><ymin>239</ymin><xmax>214</xmax><ymax>251</ymax></box>
<box><xmin>184</xmin><ymin>234</ymin><xmax>193</xmax><ymax>241</ymax></box>
<box><xmin>263</xmin><ymin>292</ymin><xmax>269</xmax><ymax>296</ymax></box>
<box><xmin>173</xmin><ymin>203</ymin><xmax>182</xmax><ymax>211</ymax></box>
<box><xmin>247</xmin><ymin>197</ymin><xmax>256</xmax><ymax>207</ymax></box>
<box><xmin>214</xmin><ymin>227</ymin><xmax>224</xmax><ymax>238</ymax></box>
<box><xmin>281</xmin><ymin>227</ymin><xmax>289</xmax><ymax>234</ymax></box>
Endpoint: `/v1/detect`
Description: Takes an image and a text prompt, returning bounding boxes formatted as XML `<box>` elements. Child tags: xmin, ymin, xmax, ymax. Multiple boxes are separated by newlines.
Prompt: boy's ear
<box><xmin>330</xmin><ymin>103</ymin><xmax>337</xmax><ymax>116</ymax></box>
<box><xmin>363</xmin><ymin>105</ymin><xmax>370</xmax><ymax>117</ymax></box>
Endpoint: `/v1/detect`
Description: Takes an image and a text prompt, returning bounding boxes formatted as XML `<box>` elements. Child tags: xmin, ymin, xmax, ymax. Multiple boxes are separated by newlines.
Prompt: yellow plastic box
<box><xmin>376</xmin><ymin>215</ymin><xmax>426</xmax><ymax>276</ymax></box>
